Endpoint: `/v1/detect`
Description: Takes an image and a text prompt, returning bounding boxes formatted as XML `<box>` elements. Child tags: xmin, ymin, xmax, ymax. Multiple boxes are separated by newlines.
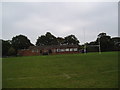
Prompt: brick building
<box><xmin>17</xmin><ymin>45</ymin><xmax>79</xmax><ymax>56</ymax></box>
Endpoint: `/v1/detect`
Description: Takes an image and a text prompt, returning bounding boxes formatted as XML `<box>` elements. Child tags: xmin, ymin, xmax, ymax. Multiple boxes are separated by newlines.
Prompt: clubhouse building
<box><xmin>17</xmin><ymin>45</ymin><xmax>79</xmax><ymax>56</ymax></box>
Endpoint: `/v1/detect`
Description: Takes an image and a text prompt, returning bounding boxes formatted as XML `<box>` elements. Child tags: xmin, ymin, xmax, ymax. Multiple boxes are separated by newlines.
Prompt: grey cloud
<box><xmin>2</xmin><ymin>2</ymin><xmax>118</xmax><ymax>44</ymax></box>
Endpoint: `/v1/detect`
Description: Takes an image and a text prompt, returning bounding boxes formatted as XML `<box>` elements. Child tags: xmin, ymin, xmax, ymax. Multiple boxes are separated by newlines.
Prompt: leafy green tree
<box><xmin>0</xmin><ymin>39</ymin><xmax>1</xmax><ymax>57</ymax></box>
<box><xmin>2</xmin><ymin>40</ymin><xmax>11</xmax><ymax>56</ymax></box>
<box><xmin>36</xmin><ymin>32</ymin><xmax>58</xmax><ymax>46</ymax></box>
<box><xmin>96</xmin><ymin>33</ymin><xmax>114</xmax><ymax>52</ymax></box>
<box><xmin>88</xmin><ymin>41</ymin><xmax>98</xmax><ymax>45</ymax></box>
<box><xmin>98</xmin><ymin>32</ymin><xmax>106</xmax><ymax>38</ymax></box>
<box><xmin>111</xmin><ymin>37</ymin><xmax>120</xmax><ymax>51</ymax></box>
<box><xmin>36</xmin><ymin>35</ymin><xmax>47</xmax><ymax>46</ymax></box>
<box><xmin>64</xmin><ymin>35</ymin><xmax>79</xmax><ymax>45</ymax></box>
<box><xmin>12</xmin><ymin>35</ymin><xmax>34</xmax><ymax>50</ymax></box>
<box><xmin>56</xmin><ymin>37</ymin><xmax>65</xmax><ymax>45</ymax></box>
<box><xmin>45</xmin><ymin>32</ymin><xmax>58</xmax><ymax>45</ymax></box>
<box><xmin>86</xmin><ymin>33</ymin><xmax>120</xmax><ymax>52</ymax></box>
<box><xmin>7</xmin><ymin>47</ymin><xmax>16</xmax><ymax>56</ymax></box>
<box><xmin>36</xmin><ymin>33</ymin><xmax>80</xmax><ymax>46</ymax></box>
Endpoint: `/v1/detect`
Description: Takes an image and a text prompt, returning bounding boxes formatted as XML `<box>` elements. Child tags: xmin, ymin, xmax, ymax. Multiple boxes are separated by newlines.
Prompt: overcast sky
<box><xmin>2</xmin><ymin>2</ymin><xmax>118</xmax><ymax>44</ymax></box>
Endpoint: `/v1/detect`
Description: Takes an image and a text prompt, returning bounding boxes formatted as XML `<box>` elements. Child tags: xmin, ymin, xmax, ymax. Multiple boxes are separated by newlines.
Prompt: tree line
<box><xmin>2</xmin><ymin>32</ymin><xmax>79</xmax><ymax>56</ymax></box>
<box><xmin>1</xmin><ymin>32</ymin><xmax>120</xmax><ymax>56</ymax></box>
<box><xmin>85</xmin><ymin>33</ymin><xmax>120</xmax><ymax>52</ymax></box>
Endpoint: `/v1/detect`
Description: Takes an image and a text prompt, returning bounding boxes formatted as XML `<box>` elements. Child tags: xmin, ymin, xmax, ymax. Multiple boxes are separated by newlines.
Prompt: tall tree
<box><xmin>7</xmin><ymin>47</ymin><xmax>16</xmax><ymax>56</ymax></box>
<box><xmin>98</xmin><ymin>32</ymin><xmax>107</xmax><ymax>38</ymax></box>
<box><xmin>12</xmin><ymin>35</ymin><xmax>33</xmax><ymax>50</ymax></box>
<box><xmin>45</xmin><ymin>32</ymin><xmax>58</xmax><ymax>45</ymax></box>
<box><xmin>36</xmin><ymin>33</ymin><xmax>80</xmax><ymax>46</ymax></box>
<box><xmin>96</xmin><ymin>33</ymin><xmax>114</xmax><ymax>52</ymax></box>
<box><xmin>56</xmin><ymin>37</ymin><xmax>65</xmax><ymax>45</ymax></box>
<box><xmin>111</xmin><ymin>37</ymin><xmax>120</xmax><ymax>51</ymax></box>
<box><xmin>64</xmin><ymin>35</ymin><xmax>80</xmax><ymax>45</ymax></box>
<box><xmin>36</xmin><ymin>35</ymin><xmax>47</xmax><ymax>46</ymax></box>
<box><xmin>36</xmin><ymin>32</ymin><xmax>58</xmax><ymax>46</ymax></box>
<box><xmin>2</xmin><ymin>40</ymin><xmax>11</xmax><ymax>56</ymax></box>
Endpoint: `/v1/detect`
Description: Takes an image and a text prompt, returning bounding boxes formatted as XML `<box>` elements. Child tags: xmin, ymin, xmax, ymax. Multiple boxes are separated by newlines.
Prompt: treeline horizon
<box><xmin>1</xmin><ymin>32</ymin><xmax>120</xmax><ymax>56</ymax></box>
<box><xmin>1</xmin><ymin>32</ymin><xmax>120</xmax><ymax>45</ymax></box>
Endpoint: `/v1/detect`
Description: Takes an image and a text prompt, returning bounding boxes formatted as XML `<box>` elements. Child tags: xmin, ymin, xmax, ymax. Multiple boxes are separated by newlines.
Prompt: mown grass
<box><xmin>2</xmin><ymin>52</ymin><xmax>118</xmax><ymax>88</ymax></box>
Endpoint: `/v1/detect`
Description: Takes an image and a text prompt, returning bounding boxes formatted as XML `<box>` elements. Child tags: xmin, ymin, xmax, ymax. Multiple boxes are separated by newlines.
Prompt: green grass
<box><xmin>2</xmin><ymin>52</ymin><xmax>118</xmax><ymax>88</ymax></box>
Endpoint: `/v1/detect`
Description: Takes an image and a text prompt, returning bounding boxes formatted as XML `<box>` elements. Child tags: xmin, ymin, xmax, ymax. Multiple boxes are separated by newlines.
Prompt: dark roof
<box><xmin>29</xmin><ymin>45</ymin><xmax>79</xmax><ymax>50</ymax></box>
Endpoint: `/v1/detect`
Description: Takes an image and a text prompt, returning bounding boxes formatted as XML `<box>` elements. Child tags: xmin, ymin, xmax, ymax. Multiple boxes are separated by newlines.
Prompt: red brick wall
<box><xmin>18</xmin><ymin>50</ymin><xmax>40</xmax><ymax>56</ymax></box>
<box><xmin>52</xmin><ymin>51</ymin><xmax>79</xmax><ymax>55</ymax></box>
<box><xmin>18</xmin><ymin>48</ymin><xmax>80</xmax><ymax>56</ymax></box>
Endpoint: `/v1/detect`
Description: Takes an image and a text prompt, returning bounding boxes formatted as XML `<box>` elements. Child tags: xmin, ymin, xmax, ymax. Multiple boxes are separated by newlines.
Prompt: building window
<box><xmin>53</xmin><ymin>49</ymin><xmax>56</xmax><ymax>52</ymax></box>
<box><xmin>65</xmin><ymin>48</ymin><xmax>69</xmax><ymax>51</ymax></box>
<box><xmin>32</xmin><ymin>50</ymin><xmax>34</xmax><ymax>52</ymax></box>
<box><xmin>57</xmin><ymin>49</ymin><xmax>59</xmax><ymax>52</ymax></box>
<box><xmin>32</xmin><ymin>49</ymin><xmax>38</xmax><ymax>52</ymax></box>
<box><xmin>36</xmin><ymin>49</ymin><xmax>39</xmax><ymax>52</ymax></box>
<box><xmin>74</xmin><ymin>48</ymin><xmax>78</xmax><ymax>51</ymax></box>
<box><xmin>70</xmin><ymin>48</ymin><xmax>73</xmax><ymax>51</ymax></box>
<box><xmin>60</xmin><ymin>49</ymin><xmax>65</xmax><ymax>52</ymax></box>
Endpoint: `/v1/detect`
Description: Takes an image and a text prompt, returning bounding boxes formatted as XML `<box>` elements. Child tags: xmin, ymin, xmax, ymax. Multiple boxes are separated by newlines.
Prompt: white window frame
<box><xmin>70</xmin><ymin>48</ymin><xmax>73</xmax><ymax>51</ymax></box>
<box><xmin>74</xmin><ymin>48</ymin><xmax>78</xmax><ymax>51</ymax></box>
<box><xmin>57</xmin><ymin>49</ymin><xmax>59</xmax><ymax>52</ymax></box>
<box><xmin>65</xmin><ymin>48</ymin><xmax>69</xmax><ymax>51</ymax></box>
<box><xmin>60</xmin><ymin>49</ymin><xmax>65</xmax><ymax>52</ymax></box>
<box><xmin>32</xmin><ymin>50</ymin><xmax>34</xmax><ymax>52</ymax></box>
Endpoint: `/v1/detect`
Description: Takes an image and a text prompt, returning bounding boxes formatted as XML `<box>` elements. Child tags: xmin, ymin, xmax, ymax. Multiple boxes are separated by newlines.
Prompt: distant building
<box><xmin>17</xmin><ymin>45</ymin><xmax>79</xmax><ymax>56</ymax></box>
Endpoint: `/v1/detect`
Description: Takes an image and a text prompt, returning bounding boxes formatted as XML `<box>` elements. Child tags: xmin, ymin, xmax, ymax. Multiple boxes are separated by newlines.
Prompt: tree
<box><xmin>86</xmin><ymin>33</ymin><xmax>120</xmax><ymax>52</ymax></box>
<box><xmin>2</xmin><ymin>40</ymin><xmax>11</xmax><ymax>56</ymax></box>
<box><xmin>56</xmin><ymin>37</ymin><xmax>65</xmax><ymax>45</ymax></box>
<box><xmin>96</xmin><ymin>33</ymin><xmax>114</xmax><ymax>52</ymax></box>
<box><xmin>45</xmin><ymin>32</ymin><xmax>58</xmax><ymax>45</ymax></box>
<box><xmin>0</xmin><ymin>39</ymin><xmax>1</xmax><ymax>57</ymax></box>
<box><xmin>64</xmin><ymin>35</ymin><xmax>80</xmax><ymax>45</ymax></box>
<box><xmin>85</xmin><ymin>41</ymin><xmax>99</xmax><ymax>52</ymax></box>
<box><xmin>36</xmin><ymin>35</ymin><xmax>47</xmax><ymax>46</ymax></box>
<box><xmin>36</xmin><ymin>32</ymin><xmax>58</xmax><ymax>46</ymax></box>
<box><xmin>36</xmin><ymin>33</ymin><xmax>80</xmax><ymax>46</ymax></box>
<box><xmin>7</xmin><ymin>47</ymin><xmax>16</xmax><ymax>56</ymax></box>
<box><xmin>111</xmin><ymin>37</ymin><xmax>120</xmax><ymax>51</ymax></box>
<box><xmin>12</xmin><ymin>35</ymin><xmax>33</xmax><ymax>50</ymax></box>
<box><xmin>98</xmin><ymin>32</ymin><xmax>106</xmax><ymax>38</ymax></box>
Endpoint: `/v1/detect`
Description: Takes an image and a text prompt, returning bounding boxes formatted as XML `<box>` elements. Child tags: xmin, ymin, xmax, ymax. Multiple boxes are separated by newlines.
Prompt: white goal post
<box><xmin>84</xmin><ymin>44</ymin><xmax>101</xmax><ymax>54</ymax></box>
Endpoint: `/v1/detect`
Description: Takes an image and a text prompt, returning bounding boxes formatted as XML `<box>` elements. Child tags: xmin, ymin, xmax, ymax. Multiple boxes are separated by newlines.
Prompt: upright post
<box><xmin>83</xmin><ymin>28</ymin><xmax>86</xmax><ymax>54</ymax></box>
<box><xmin>98</xmin><ymin>36</ymin><xmax>101</xmax><ymax>54</ymax></box>
<box><xmin>84</xmin><ymin>44</ymin><xmax>86</xmax><ymax>54</ymax></box>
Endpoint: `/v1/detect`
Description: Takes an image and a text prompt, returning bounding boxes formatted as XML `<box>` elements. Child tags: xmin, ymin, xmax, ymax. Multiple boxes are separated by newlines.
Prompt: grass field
<box><xmin>2</xmin><ymin>52</ymin><xmax>118</xmax><ymax>88</ymax></box>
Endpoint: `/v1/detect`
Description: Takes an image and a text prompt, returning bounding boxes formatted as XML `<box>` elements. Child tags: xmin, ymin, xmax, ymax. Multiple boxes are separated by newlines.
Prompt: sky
<box><xmin>1</xmin><ymin>1</ymin><xmax>118</xmax><ymax>45</ymax></box>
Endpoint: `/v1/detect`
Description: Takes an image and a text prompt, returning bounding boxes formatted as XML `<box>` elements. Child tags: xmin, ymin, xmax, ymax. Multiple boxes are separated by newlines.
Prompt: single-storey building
<box><xmin>17</xmin><ymin>45</ymin><xmax>79</xmax><ymax>56</ymax></box>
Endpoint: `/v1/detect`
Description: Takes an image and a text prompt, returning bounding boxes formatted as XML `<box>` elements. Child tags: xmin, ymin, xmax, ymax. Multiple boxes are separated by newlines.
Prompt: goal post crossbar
<box><xmin>84</xmin><ymin>44</ymin><xmax>101</xmax><ymax>54</ymax></box>
<box><xmin>86</xmin><ymin>45</ymin><xmax>100</xmax><ymax>47</ymax></box>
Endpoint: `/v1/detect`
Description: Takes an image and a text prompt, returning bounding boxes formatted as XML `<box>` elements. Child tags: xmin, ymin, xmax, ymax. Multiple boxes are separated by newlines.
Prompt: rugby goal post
<box><xmin>84</xmin><ymin>44</ymin><xmax>101</xmax><ymax>54</ymax></box>
<box><xmin>83</xmin><ymin>28</ymin><xmax>101</xmax><ymax>54</ymax></box>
